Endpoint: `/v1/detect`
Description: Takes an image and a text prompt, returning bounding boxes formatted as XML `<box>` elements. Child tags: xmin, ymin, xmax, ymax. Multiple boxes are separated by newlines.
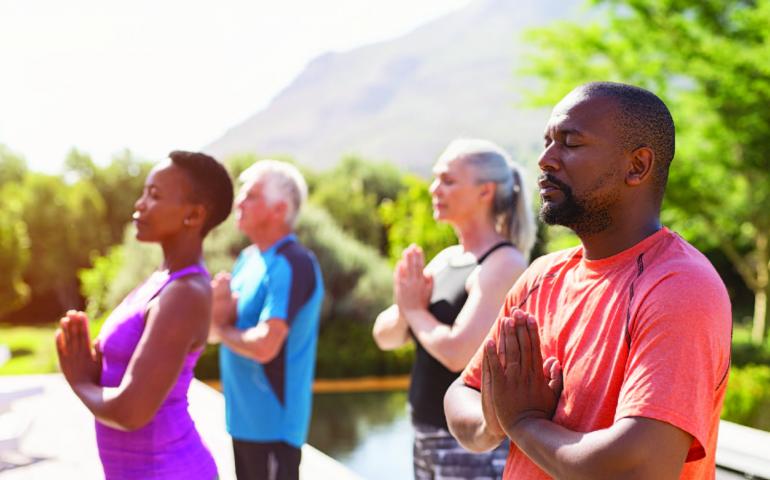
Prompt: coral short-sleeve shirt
<box><xmin>461</xmin><ymin>228</ymin><xmax>732</xmax><ymax>479</ymax></box>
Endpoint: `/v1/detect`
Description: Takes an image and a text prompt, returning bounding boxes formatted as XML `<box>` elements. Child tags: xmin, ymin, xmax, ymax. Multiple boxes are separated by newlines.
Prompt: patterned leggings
<box><xmin>413</xmin><ymin>421</ymin><xmax>509</xmax><ymax>480</ymax></box>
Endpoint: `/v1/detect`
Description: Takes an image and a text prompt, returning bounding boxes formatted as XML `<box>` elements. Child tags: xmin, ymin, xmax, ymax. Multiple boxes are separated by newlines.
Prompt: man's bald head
<box><xmin>566</xmin><ymin>82</ymin><xmax>675</xmax><ymax>194</ymax></box>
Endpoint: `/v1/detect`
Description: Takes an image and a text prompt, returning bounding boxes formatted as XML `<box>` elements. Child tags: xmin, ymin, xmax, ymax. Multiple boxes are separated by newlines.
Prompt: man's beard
<box><xmin>538</xmin><ymin>173</ymin><xmax>614</xmax><ymax>236</ymax></box>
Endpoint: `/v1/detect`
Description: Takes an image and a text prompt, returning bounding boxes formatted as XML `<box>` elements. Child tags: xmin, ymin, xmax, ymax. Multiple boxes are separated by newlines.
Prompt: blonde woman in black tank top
<box><xmin>373</xmin><ymin>139</ymin><xmax>537</xmax><ymax>479</ymax></box>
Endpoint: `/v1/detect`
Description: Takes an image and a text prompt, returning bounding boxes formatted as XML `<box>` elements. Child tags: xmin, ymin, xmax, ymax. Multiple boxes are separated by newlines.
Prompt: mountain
<box><xmin>204</xmin><ymin>0</ymin><xmax>575</xmax><ymax>176</ymax></box>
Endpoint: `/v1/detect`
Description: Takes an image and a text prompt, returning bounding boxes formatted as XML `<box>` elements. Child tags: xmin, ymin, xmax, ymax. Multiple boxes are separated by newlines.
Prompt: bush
<box><xmin>730</xmin><ymin>324</ymin><xmax>770</xmax><ymax>367</ymax></box>
<box><xmin>315</xmin><ymin>320</ymin><xmax>414</xmax><ymax>378</ymax></box>
<box><xmin>721</xmin><ymin>364</ymin><xmax>770</xmax><ymax>431</ymax></box>
<box><xmin>379</xmin><ymin>175</ymin><xmax>456</xmax><ymax>265</ymax></box>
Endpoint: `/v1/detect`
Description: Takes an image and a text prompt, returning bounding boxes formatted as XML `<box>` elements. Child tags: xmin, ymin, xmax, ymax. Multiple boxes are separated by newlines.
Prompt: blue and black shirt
<box><xmin>220</xmin><ymin>234</ymin><xmax>324</xmax><ymax>447</ymax></box>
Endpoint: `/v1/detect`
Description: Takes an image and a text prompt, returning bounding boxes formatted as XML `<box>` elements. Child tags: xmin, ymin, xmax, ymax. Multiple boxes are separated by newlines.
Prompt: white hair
<box><xmin>438</xmin><ymin>138</ymin><xmax>537</xmax><ymax>260</ymax></box>
<box><xmin>239</xmin><ymin>160</ymin><xmax>308</xmax><ymax>227</ymax></box>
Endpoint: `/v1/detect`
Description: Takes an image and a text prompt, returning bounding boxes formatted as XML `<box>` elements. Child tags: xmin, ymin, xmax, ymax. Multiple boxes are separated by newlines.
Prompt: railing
<box><xmin>717</xmin><ymin>420</ymin><xmax>770</xmax><ymax>479</ymax></box>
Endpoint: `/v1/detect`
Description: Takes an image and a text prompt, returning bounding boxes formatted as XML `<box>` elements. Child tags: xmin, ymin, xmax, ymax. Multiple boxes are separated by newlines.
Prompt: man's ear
<box><xmin>626</xmin><ymin>146</ymin><xmax>655</xmax><ymax>187</ymax></box>
<box><xmin>271</xmin><ymin>200</ymin><xmax>289</xmax><ymax>223</ymax></box>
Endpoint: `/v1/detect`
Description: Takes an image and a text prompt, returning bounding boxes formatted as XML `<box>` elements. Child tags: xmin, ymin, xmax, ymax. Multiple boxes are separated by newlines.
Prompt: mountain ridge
<box><xmin>204</xmin><ymin>0</ymin><xmax>574</xmax><ymax>176</ymax></box>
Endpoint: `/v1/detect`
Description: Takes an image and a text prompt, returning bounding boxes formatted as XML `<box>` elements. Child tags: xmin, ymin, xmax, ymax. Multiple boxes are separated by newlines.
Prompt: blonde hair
<box><xmin>239</xmin><ymin>160</ymin><xmax>308</xmax><ymax>227</ymax></box>
<box><xmin>438</xmin><ymin>138</ymin><xmax>537</xmax><ymax>259</ymax></box>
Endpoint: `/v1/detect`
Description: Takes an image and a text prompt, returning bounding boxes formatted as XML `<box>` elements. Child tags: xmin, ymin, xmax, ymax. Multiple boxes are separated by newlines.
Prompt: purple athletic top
<box><xmin>94</xmin><ymin>264</ymin><xmax>217</xmax><ymax>480</ymax></box>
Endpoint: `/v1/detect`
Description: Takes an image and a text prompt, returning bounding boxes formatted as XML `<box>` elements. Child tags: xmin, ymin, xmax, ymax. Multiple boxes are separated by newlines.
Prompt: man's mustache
<box><xmin>538</xmin><ymin>173</ymin><xmax>571</xmax><ymax>193</ymax></box>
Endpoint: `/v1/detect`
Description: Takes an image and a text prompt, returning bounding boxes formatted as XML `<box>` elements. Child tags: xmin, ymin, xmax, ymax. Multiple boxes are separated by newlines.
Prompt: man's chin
<box><xmin>539</xmin><ymin>203</ymin><xmax>562</xmax><ymax>226</ymax></box>
<box><xmin>539</xmin><ymin>203</ymin><xmax>578</xmax><ymax>227</ymax></box>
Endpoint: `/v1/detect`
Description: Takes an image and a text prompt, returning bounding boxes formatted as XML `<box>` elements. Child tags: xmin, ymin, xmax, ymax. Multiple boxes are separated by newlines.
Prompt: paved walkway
<box><xmin>0</xmin><ymin>374</ymin><xmax>361</xmax><ymax>479</ymax></box>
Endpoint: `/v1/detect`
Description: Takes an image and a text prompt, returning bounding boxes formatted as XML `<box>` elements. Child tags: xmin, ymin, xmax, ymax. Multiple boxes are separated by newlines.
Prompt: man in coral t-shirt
<box><xmin>444</xmin><ymin>82</ymin><xmax>732</xmax><ymax>479</ymax></box>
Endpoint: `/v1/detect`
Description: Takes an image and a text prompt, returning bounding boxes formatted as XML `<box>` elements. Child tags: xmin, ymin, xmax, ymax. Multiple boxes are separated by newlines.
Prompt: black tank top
<box><xmin>409</xmin><ymin>241</ymin><xmax>514</xmax><ymax>428</ymax></box>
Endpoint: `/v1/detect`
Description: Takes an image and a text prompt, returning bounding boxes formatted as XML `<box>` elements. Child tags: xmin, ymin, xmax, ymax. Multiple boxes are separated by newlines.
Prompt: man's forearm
<box><xmin>217</xmin><ymin>323</ymin><xmax>285</xmax><ymax>363</ymax></box>
<box><xmin>218</xmin><ymin>325</ymin><xmax>269</xmax><ymax>362</ymax></box>
<box><xmin>507</xmin><ymin>417</ymin><xmax>686</xmax><ymax>480</ymax></box>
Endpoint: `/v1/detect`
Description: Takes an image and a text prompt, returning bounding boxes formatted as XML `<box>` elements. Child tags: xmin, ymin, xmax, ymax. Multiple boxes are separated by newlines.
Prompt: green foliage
<box><xmin>722</xmin><ymin>364</ymin><xmax>770</xmax><ymax>431</ymax></box>
<box><xmin>523</xmin><ymin>0</ymin><xmax>770</xmax><ymax>342</ymax></box>
<box><xmin>99</xmin><ymin>228</ymin><xmax>162</xmax><ymax>311</ymax></box>
<box><xmin>0</xmin><ymin>325</ymin><xmax>58</xmax><ymax>375</ymax></box>
<box><xmin>202</xmin><ymin>216</ymin><xmax>250</xmax><ymax>275</ymax></box>
<box><xmin>379</xmin><ymin>175</ymin><xmax>456</xmax><ymax>264</ymax></box>
<box><xmin>543</xmin><ymin>225</ymin><xmax>581</xmax><ymax>254</ymax></box>
<box><xmin>315</xmin><ymin>319</ymin><xmax>414</xmax><ymax>378</ymax></box>
<box><xmin>731</xmin><ymin>325</ymin><xmax>770</xmax><ymax>368</ymax></box>
<box><xmin>1</xmin><ymin>172</ymin><xmax>111</xmax><ymax>319</ymax></box>
<box><xmin>310</xmin><ymin>156</ymin><xmax>405</xmax><ymax>254</ymax></box>
<box><xmin>296</xmin><ymin>203</ymin><xmax>393</xmax><ymax>326</ymax></box>
<box><xmin>0</xmin><ymin>145</ymin><xmax>28</xmax><ymax>185</ymax></box>
<box><xmin>78</xmin><ymin>246</ymin><xmax>125</xmax><ymax>320</ymax></box>
<box><xmin>0</xmin><ymin>193</ymin><xmax>30</xmax><ymax>317</ymax></box>
<box><xmin>65</xmin><ymin>149</ymin><xmax>152</xmax><ymax>245</ymax></box>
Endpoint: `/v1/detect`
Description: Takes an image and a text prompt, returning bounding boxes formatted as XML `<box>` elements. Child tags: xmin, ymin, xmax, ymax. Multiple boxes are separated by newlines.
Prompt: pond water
<box><xmin>308</xmin><ymin>390</ymin><xmax>412</xmax><ymax>480</ymax></box>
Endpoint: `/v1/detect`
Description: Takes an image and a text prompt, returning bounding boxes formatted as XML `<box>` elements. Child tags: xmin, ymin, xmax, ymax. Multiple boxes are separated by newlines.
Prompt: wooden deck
<box><xmin>0</xmin><ymin>374</ymin><xmax>361</xmax><ymax>479</ymax></box>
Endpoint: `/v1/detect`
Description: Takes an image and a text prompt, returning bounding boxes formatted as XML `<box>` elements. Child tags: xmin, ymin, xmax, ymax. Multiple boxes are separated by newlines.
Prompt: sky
<box><xmin>0</xmin><ymin>0</ymin><xmax>472</xmax><ymax>173</ymax></box>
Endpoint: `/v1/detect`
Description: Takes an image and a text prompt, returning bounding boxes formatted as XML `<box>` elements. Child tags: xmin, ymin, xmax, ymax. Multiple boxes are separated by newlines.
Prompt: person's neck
<box><xmin>454</xmin><ymin>219</ymin><xmax>506</xmax><ymax>258</ymax></box>
<box><xmin>249</xmin><ymin>224</ymin><xmax>293</xmax><ymax>252</ymax></box>
<box><xmin>578</xmin><ymin>217</ymin><xmax>661</xmax><ymax>260</ymax></box>
<box><xmin>161</xmin><ymin>234</ymin><xmax>204</xmax><ymax>272</ymax></box>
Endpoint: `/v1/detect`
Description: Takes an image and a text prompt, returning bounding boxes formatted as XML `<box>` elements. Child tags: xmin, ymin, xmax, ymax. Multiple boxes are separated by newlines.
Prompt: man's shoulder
<box><xmin>273</xmin><ymin>238</ymin><xmax>323</xmax><ymax>292</ymax></box>
<box><xmin>276</xmin><ymin>237</ymin><xmax>319</xmax><ymax>267</ymax></box>
<box><xmin>644</xmin><ymin>230</ymin><xmax>724</xmax><ymax>283</ymax></box>
<box><xmin>638</xmin><ymin>229</ymin><xmax>729</xmax><ymax>303</ymax></box>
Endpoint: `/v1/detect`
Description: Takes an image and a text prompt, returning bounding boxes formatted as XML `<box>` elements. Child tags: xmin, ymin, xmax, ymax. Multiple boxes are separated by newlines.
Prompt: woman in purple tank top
<box><xmin>55</xmin><ymin>151</ymin><xmax>234</xmax><ymax>480</ymax></box>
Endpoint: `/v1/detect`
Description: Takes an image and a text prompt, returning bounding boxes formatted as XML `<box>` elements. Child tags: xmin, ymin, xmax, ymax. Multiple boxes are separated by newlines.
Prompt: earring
<box><xmin>184</xmin><ymin>218</ymin><xmax>191</xmax><ymax>226</ymax></box>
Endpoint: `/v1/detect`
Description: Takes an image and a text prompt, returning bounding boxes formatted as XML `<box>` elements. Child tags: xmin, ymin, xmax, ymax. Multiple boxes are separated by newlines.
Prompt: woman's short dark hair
<box><xmin>169</xmin><ymin>150</ymin><xmax>233</xmax><ymax>236</ymax></box>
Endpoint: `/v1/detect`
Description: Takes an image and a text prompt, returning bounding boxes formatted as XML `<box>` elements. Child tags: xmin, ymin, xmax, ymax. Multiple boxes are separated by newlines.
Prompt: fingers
<box><xmin>482</xmin><ymin>340</ymin><xmax>493</xmax><ymax>391</ymax></box>
<box><xmin>497</xmin><ymin>318</ymin><xmax>507</xmax><ymax>367</ymax></box>
<box><xmin>211</xmin><ymin>272</ymin><xmax>232</xmax><ymax>293</ymax></box>
<box><xmin>93</xmin><ymin>342</ymin><xmax>103</xmax><ymax>367</ymax></box>
<box><xmin>401</xmin><ymin>244</ymin><xmax>425</xmax><ymax>280</ymax></box>
<box><xmin>514</xmin><ymin>310</ymin><xmax>532</xmax><ymax>374</ymax></box>
<box><xmin>407</xmin><ymin>247</ymin><xmax>421</xmax><ymax>279</ymax></box>
<box><xmin>213</xmin><ymin>271</ymin><xmax>231</xmax><ymax>283</ymax></box>
<box><xmin>55</xmin><ymin>328</ymin><xmax>66</xmax><ymax>357</ymax></box>
<box><xmin>61</xmin><ymin>311</ymin><xmax>90</xmax><ymax>356</ymax></box>
<box><xmin>527</xmin><ymin>314</ymin><xmax>544</xmax><ymax>374</ymax></box>
<box><xmin>484</xmin><ymin>339</ymin><xmax>504</xmax><ymax>384</ymax></box>
<box><xmin>503</xmin><ymin>316</ymin><xmax>521</xmax><ymax>374</ymax></box>
<box><xmin>544</xmin><ymin>356</ymin><xmax>563</xmax><ymax>396</ymax></box>
<box><xmin>71</xmin><ymin>315</ymin><xmax>87</xmax><ymax>355</ymax></box>
<box><xmin>59</xmin><ymin>316</ymin><xmax>71</xmax><ymax>351</ymax></box>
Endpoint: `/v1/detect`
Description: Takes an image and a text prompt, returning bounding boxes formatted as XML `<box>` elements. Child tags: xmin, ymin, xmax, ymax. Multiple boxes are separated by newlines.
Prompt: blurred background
<box><xmin>2</xmin><ymin>0</ymin><xmax>770</xmax><ymax>478</ymax></box>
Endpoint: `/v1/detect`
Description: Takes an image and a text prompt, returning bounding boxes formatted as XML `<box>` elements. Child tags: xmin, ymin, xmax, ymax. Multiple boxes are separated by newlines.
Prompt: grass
<box><xmin>0</xmin><ymin>324</ymin><xmax>59</xmax><ymax>375</ymax></box>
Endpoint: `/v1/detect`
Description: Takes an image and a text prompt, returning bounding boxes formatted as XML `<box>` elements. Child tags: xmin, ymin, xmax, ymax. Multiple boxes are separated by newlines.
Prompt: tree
<box><xmin>379</xmin><ymin>175</ymin><xmax>456</xmax><ymax>264</ymax></box>
<box><xmin>0</xmin><ymin>191</ymin><xmax>30</xmax><ymax>317</ymax></box>
<box><xmin>310</xmin><ymin>155</ymin><xmax>406</xmax><ymax>254</ymax></box>
<box><xmin>523</xmin><ymin>0</ymin><xmax>770</xmax><ymax>343</ymax></box>
<box><xmin>12</xmin><ymin>173</ymin><xmax>109</xmax><ymax>315</ymax></box>
<box><xmin>65</xmin><ymin>149</ymin><xmax>152</xmax><ymax>245</ymax></box>
<box><xmin>0</xmin><ymin>145</ymin><xmax>27</xmax><ymax>186</ymax></box>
